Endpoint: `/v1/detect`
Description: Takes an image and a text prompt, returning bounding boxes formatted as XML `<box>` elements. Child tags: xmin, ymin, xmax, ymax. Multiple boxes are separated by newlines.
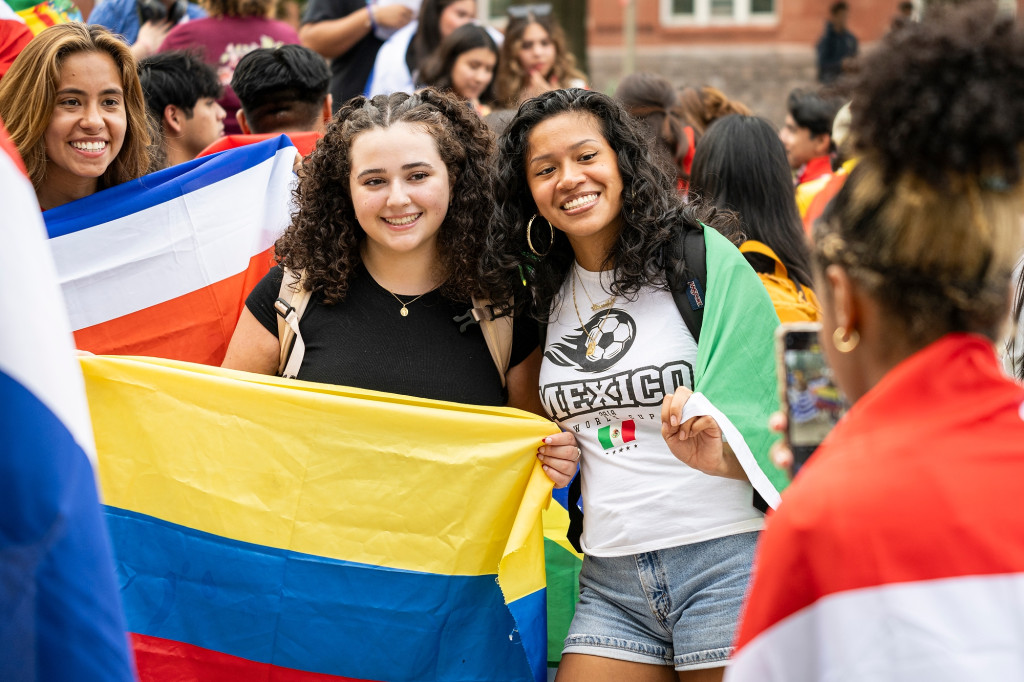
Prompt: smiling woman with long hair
<box><xmin>481</xmin><ymin>88</ymin><xmax>783</xmax><ymax>682</ymax></box>
<box><xmin>0</xmin><ymin>23</ymin><xmax>150</xmax><ymax>210</ymax></box>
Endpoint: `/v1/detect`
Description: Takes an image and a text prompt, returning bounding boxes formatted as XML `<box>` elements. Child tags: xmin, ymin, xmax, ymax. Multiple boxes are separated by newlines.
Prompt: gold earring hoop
<box><xmin>526</xmin><ymin>214</ymin><xmax>554</xmax><ymax>258</ymax></box>
<box><xmin>832</xmin><ymin>326</ymin><xmax>860</xmax><ymax>353</ymax></box>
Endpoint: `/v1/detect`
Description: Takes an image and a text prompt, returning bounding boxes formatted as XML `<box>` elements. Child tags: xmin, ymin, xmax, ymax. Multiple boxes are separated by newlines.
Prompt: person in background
<box><xmin>138</xmin><ymin>50</ymin><xmax>225</xmax><ymax>170</ymax></box>
<box><xmin>0</xmin><ymin>23</ymin><xmax>150</xmax><ymax>210</ymax></box>
<box><xmin>801</xmin><ymin>101</ymin><xmax>856</xmax><ymax>238</ymax></box>
<box><xmin>690</xmin><ymin>114</ymin><xmax>819</xmax><ymax>323</ymax></box>
<box><xmin>298</xmin><ymin>0</ymin><xmax>412</xmax><ymax>110</ymax></box>
<box><xmin>198</xmin><ymin>43</ymin><xmax>330</xmax><ymax>157</ymax></box>
<box><xmin>157</xmin><ymin>0</ymin><xmax>299</xmax><ymax>135</ymax></box>
<box><xmin>493</xmin><ymin>4</ymin><xmax>586</xmax><ymax>109</ymax></box>
<box><xmin>779</xmin><ymin>88</ymin><xmax>840</xmax><ymax>219</ymax></box>
<box><xmin>418</xmin><ymin>23</ymin><xmax>498</xmax><ymax>116</ymax></box>
<box><xmin>89</xmin><ymin>0</ymin><xmax>205</xmax><ymax>59</ymax></box>
<box><xmin>816</xmin><ymin>0</ymin><xmax>857</xmax><ymax>84</ymax></box>
<box><xmin>675</xmin><ymin>82</ymin><xmax>749</xmax><ymax>186</ymax></box>
<box><xmin>615</xmin><ymin>72</ymin><xmax>692</xmax><ymax>192</ymax></box>
<box><xmin>365</xmin><ymin>0</ymin><xmax>482</xmax><ymax>97</ymax></box>
<box><xmin>728</xmin><ymin>4</ymin><xmax>1024</xmax><ymax>679</ymax></box>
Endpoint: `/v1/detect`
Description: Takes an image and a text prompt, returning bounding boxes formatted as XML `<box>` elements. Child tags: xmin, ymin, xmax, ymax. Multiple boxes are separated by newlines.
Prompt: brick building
<box><xmin>482</xmin><ymin>0</ymin><xmax>1021</xmax><ymax>125</ymax></box>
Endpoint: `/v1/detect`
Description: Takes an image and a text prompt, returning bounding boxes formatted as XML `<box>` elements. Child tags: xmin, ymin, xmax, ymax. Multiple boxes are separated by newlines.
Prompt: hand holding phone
<box><xmin>775</xmin><ymin>323</ymin><xmax>846</xmax><ymax>474</ymax></box>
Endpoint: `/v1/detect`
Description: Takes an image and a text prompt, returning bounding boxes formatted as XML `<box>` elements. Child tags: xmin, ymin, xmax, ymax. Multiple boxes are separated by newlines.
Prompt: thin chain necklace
<box><xmin>384</xmin><ymin>289</ymin><xmax>429</xmax><ymax>317</ymax></box>
<box><xmin>575</xmin><ymin>267</ymin><xmax>615</xmax><ymax>311</ymax></box>
<box><xmin>571</xmin><ymin>268</ymin><xmax>616</xmax><ymax>357</ymax></box>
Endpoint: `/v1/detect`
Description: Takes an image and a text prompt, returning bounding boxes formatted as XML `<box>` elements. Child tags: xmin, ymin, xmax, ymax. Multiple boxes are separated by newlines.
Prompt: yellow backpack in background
<box><xmin>739</xmin><ymin>240</ymin><xmax>821</xmax><ymax>323</ymax></box>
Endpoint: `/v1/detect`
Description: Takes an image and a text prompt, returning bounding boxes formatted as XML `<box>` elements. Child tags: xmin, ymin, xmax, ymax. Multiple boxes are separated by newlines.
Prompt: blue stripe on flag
<box><xmin>44</xmin><ymin>135</ymin><xmax>294</xmax><ymax>238</ymax></box>
<box><xmin>107</xmin><ymin>507</ymin><xmax>538</xmax><ymax>681</ymax></box>
<box><xmin>506</xmin><ymin>588</ymin><xmax>547</xmax><ymax>682</ymax></box>
<box><xmin>0</xmin><ymin>371</ymin><xmax>134</xmax><ymax>682</ymax></box>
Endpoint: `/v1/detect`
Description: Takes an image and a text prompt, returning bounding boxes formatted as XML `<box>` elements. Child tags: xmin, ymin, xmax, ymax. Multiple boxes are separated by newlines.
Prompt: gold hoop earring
<box><xmin>526</xmin><ymin>214</ymin><xmax>554</xmax><ymax>258</ymax></box>
<box><xmin>832</xmin><ymin>326</ymin><xmax>860</xmax><ymax>353</ymax></box>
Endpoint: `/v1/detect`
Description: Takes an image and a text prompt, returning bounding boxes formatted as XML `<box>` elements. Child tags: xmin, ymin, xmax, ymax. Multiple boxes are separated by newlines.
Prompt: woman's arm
<box><xmin>661</xmin><ymin>386</ymin><xmax>749</xmax><ymax>481</ymax></box>
<box><xmin>221</xmin><ymin>308</ymin><xmax>281</xmax><ymax>375</ymax></box>
<box><xmin>300</xmin><ymin>3</ymin><xmax>412</xmax><ymax>60</ymax></box>
<box><xmin>505</xmin><ymin>347</ymin><xmax>544</xmax><ymax>415</ymax></box>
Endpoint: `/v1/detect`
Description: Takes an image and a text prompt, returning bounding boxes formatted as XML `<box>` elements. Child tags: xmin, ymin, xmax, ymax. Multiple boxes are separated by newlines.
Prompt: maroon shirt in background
<box><xmin>159</xmin><ymin>16</ymin><xmax>299</xmax><ymax>135</ymax></box>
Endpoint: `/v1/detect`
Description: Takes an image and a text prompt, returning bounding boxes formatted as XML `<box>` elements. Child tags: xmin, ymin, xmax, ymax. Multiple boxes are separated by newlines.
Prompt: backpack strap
<box><xmin>666</xmin><ymin>222</ymin><xmax>708</xmax><ymax>344</ymax></box>
<box><xmin>565</xmin><ymin>222</ymin><xmax>710</xmax><ymax>554</ymax></box>
<box><xmin>468</xmin><ymin>297</ymin><xmax>514</xmax><ymax>388</ymax></box>
<box><xmin>739</xmin><ymin>240</ymin><xmax>787</xmax><ymax>279</ymax></box>
<box><xmin>274</xmin><ymin>268</ymin><xmax>311</xmax><ymax>378</ymax></box>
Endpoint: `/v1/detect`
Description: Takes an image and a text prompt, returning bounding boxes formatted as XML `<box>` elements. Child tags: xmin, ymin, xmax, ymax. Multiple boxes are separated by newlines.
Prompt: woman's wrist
<box><xmin>365</xmin><ymin>2</ymin><xmax>377</xmax><ymax>31</ymax></box>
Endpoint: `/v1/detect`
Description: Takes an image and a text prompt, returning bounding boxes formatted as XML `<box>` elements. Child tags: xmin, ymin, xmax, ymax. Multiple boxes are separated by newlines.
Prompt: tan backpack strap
<box><xmin>739</xmin><ymin>240</ymin><xmax>788</xmax><ymax>279</ymax></box>
<box><xmin>471</xmin><ymin>296</ymin><xmax>514</xmax><ymax>389</ymax></box>
<box><xmin>274</xmin><ymin>268</ymin><xmax>312</xmax><ymax>378</ymax></box>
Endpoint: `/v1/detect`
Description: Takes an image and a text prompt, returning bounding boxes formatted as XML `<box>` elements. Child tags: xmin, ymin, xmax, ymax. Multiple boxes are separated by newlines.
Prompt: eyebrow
<box><xmin>56</xmin><ymin>87</ymin><xmax>124</xmax><ymax>96</ymax></box>
<box><xmin>529</xmin><ymin>139</ymin><xmax>598</xmax><ymax>166</ymax></box>
<box><xmin>356</xmin><ymin>161</ymin><xmax>434</xmax><ymax>179</ymax></box>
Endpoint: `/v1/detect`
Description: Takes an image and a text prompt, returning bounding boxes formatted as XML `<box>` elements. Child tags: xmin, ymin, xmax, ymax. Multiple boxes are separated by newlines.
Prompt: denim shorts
<box><xmin>563</xmin><ymin>531</ymin><xmax>759</xmax><ymax>671</ymax></box>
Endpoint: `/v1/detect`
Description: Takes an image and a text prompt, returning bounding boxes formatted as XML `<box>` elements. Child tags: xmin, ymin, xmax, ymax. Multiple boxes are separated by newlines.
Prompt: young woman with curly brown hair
<box><xmin>493</xmin><ymin>6</ymin><xmax>587</xmax><ymax>109</ymax></box>
<box><xmin>222</xmin><ymin>88</ymin><xmax>579</xmax><ymax>487</ymax></box>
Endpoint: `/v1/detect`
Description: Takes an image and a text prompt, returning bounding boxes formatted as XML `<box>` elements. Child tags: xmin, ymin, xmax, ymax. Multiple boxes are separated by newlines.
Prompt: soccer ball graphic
<box><xmin>589</xmin><ymin>316</ymin><xmax>632</xmax><ymax>362</ymax></box>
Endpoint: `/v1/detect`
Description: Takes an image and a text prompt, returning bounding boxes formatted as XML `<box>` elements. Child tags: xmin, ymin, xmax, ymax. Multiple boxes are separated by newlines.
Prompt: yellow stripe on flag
<box><xmin>81</xmin><ymin>356</ymin><xmax>558</xmax><ymax>591</ymax></box>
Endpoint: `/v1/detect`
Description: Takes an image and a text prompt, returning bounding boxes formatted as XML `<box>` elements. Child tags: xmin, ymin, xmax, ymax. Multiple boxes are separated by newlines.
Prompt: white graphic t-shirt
<box><xmin>539</xmin><ymin>265</ymin><xmax>764</xmax><ymax>557</ymax></box>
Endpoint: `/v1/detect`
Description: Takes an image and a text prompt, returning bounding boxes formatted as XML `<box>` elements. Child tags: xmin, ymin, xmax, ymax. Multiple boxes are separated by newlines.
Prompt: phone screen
<box><xmin>778</xmin><ymin>325</ymin><xmax>846</xmax><ymax>473</ymax></box>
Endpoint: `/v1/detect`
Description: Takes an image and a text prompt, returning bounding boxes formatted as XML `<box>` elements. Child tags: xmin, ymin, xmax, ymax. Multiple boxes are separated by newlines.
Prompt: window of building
<box><xmin>664</xmin><ymin>0</ymin><xmax>776</xmax><ymax>25</ymax></box>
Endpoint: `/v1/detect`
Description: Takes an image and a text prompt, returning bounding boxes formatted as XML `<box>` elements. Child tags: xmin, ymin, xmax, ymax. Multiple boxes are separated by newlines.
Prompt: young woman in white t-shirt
<box><xmin>480</xmin><ymin>89</ymin><xmax>781</xmax><ymax>682</ymax></box>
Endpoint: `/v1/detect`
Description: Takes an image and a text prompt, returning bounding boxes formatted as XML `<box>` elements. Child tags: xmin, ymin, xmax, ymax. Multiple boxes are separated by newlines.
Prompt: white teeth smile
<box><xmin>71</xmin><ymin>141</ymin><xmax>107</xmax><ymax>151</ymax></box>
<box><xmin>561</xmin><ymin>194</ymin><xmax>598</xmax><ymax>211</ymax></box>
<box><xmin>383</xmin><ymin>213</ymin><xmax>420</xmax><ymax>226</ymax></box>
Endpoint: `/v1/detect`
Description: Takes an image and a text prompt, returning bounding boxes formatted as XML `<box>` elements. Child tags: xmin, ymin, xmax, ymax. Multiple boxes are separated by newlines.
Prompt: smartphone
<box><xmin>776</xmin><ymin>322</ymin><xmax>846</xmax><ymax>474</ymax></box>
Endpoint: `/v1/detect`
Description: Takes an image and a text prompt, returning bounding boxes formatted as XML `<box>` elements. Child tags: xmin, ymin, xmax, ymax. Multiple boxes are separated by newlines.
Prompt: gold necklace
<box><xmin>571</xmin><ymin>269</ymin><xmax>615</xmax><ymax>357</ymax></box>
<box><xmin>575</xmin><ymin>267</ymin><xmax>615</xmax><ymax>311</ymax></box>
<box><xmin>385</xmin><ymin>289</ymin><xmax>429</xmax><ymax>317</ymax></box>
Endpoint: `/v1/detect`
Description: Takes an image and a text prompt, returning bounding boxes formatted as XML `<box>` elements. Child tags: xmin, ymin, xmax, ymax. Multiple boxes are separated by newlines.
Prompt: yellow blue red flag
<box><xmin>81</xmin><ymin>355</ymin><xmax>558</xmax><ymax>682</ymax></box>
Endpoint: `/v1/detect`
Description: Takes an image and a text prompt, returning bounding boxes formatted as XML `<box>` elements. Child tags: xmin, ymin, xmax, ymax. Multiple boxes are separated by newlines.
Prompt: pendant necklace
<box><xmin>572</xmin><ymin>268</ymin><xmax>615</xmax><ymax>357</ymax></box>
<box><xmin>385</xmin><ymin>289</ymin><xmax>429</xmax><ymax>317</ymax></box>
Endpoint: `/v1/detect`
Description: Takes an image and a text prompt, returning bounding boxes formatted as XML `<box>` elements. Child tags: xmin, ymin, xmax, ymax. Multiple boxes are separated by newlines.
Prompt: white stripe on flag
<box><xmin>49</xmin><ymin>147</ymin><xmax>295</xmax><ymax>330</ymax></box>
<box><xmin>726</xmin><ymin>572</ymin><xmax>1024</xmax><ymax>682</ymax></box>
<box><xmin>678</xmin><ymin>392</ymin><xmax>781</xmax><ymax>508</ymax></box>
<box><xmin>0</xmin><ymin>148</ymin><xmax>96</xmax><ymax>466</ymax></box>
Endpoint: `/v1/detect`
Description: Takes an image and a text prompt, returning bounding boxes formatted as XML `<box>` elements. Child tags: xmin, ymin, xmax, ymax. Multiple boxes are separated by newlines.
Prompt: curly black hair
<box><xmin>478</xmin><ymin>88</ymin><xmax>737</xmax><ymax>321</ymax></box>
<box><xmin>274</xmin><ymin>88</ymin><xmax>495</xmax><ymax>304</ymax></box>
<box><xmin>814</xmin><ymin>1</ymin><xmax>1024</xmax><ymax>345</ymax></box>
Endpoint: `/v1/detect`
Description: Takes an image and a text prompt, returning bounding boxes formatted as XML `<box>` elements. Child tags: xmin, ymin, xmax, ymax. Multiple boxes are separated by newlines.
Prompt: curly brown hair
<box><xmin>274</xmin><ymin>88</ymin><xmax>496</xmax><ymax>304</ymax></box>
<box><xmin>814</xmin><ymin>0</ymin><xmax>1024</xmax><ymax>345</ymax></box>
<box><xmin>494</xmin><ymin>12</ymin><xmax>587</xmax><ymax>109</ymax></box>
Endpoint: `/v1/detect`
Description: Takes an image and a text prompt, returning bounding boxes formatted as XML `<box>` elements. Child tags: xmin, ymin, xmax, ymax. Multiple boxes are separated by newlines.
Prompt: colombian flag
<box><xmin>44</xmin><ymin>135</ymin><xmax>584</xmax><ymax>671</ymax></box>
<box><xmin>82</xmin><ymin>355</ymin><xmax>557</xmax><ymax>681</ymax></box>
<box><xmin>1</xmin><ymin>121</ymin><xmax>134</xmax><ymax>681</ymax></box>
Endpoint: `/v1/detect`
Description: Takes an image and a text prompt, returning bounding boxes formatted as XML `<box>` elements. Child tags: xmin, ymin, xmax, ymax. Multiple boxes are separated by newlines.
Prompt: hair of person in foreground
<box><xmin>814</xmin><ymin>0</ymin><xmax>1024</xmax><ymax>351</ymax></box>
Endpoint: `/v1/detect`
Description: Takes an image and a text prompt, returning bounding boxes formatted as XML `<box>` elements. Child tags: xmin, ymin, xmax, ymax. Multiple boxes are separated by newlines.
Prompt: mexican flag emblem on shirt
<box><xmin>598</xmin><ymin>420</ymin><xmax>636</xmax><ymax>450</ymax></box>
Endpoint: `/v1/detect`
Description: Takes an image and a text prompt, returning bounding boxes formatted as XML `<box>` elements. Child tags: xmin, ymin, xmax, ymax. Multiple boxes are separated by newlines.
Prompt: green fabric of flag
<box><xmin>695</xmin><ymin>227</ymin><xmax>789</xmax><ymax>500</ymax></box>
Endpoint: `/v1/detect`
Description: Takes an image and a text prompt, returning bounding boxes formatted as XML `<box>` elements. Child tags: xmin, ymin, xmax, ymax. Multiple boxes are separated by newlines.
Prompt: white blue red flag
<box><xmin>44</xmin><ymin>135</ymin><xmax>297</xmax><ymax>365</ymax></box>
<box><xmin>0</xmin><ymin>122</ymin><xmax>135</xmax><ymax>680</ymax></box>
